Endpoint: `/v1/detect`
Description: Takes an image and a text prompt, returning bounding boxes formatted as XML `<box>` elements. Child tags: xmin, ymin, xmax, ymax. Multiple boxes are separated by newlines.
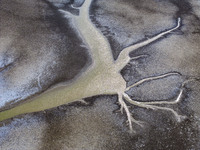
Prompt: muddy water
<box><xmin>0</xmin><ymin>0</ymin><xmax>125</xmax><ymax>121</ymax></box>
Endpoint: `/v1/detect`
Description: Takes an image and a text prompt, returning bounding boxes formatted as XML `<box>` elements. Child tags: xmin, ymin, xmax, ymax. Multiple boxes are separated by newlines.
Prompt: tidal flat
<box><xmin>0</xmin><ymin>0</ymin><xmax>200</xmax><ymax>149</ymax></box>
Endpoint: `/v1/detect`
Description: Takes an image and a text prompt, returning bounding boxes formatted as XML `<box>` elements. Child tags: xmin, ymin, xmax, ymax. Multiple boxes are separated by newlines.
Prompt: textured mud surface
<box><xmin>0</xmin><ymin>0</ymin><xmax>200</xmax><ymax>149</ymax></box>
<box><xmin>0</xmin><ymin>0</ymin><xmax>90</xmax><ymax>110</ymax></box>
